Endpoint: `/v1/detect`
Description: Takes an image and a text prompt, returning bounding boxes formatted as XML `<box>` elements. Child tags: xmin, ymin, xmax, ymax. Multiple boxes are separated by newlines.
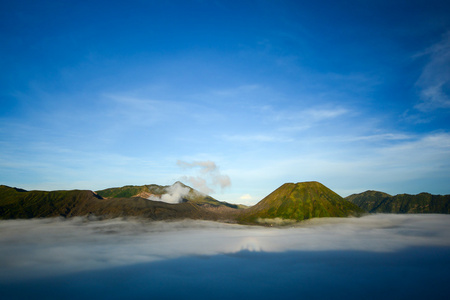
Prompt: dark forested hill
<box><xmin>345</xmin><ymin>190</ymin><xmax>450</xmax><ymax>213</ymax></box>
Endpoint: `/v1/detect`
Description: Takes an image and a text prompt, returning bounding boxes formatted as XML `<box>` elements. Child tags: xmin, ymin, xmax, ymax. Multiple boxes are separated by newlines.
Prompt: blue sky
<box><xmin>1</xmin><ymin>0</ymin><xmax>450</xmax><ymax>205</ymax></box>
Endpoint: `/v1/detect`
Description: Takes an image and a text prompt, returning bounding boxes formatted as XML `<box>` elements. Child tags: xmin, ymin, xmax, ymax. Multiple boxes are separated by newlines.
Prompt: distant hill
<box><xmin>238</xmin><ymin>181</ymin><xmax>365</xmax><ymax>224</ymax></box>
<box><xmin>345</xmin><ymin>191</ymin><xmax>450</xmax><ymax>213</ymax></box>
<box><xmin>345</xmin><ymin>190</ymin><xmax>392</xmax><ymax>212</ymax></box>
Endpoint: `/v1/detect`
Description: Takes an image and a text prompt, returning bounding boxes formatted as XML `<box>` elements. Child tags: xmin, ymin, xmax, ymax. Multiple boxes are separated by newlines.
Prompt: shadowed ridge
<box><xmin>238</xmin><ymin>181</ymin><xmax>365</xmax><ymax>224</ymax></box>
<box><xmin>0</xmin><ymin>185</ymin><xmax>28</xmax><ymax>193</ymax></box>
<box><xmin>0</xmin><ymin>187</ymin><xmax>104</xmax><ymax>219</ymax></box>
<box><xmin>346</xmin><ymin>190</ymin><xmax>450</xmax><ymax>213</ymax></box>
<box><xmin>345</xmin><ymin>190</ymin><xmax>392</xmax><ymax>212</ymax></box>
<box><xmin>0</xmin><ymin>185</ymin><xmax>235</xmax><ymax>221</ymax></box>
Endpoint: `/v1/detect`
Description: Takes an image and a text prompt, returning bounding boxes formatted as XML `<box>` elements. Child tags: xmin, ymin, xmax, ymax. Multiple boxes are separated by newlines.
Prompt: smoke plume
<box><xmin>177</xmin><ymin>160</ymin><xmax>231</xmax><ymax>194</ymax></box>
<box><xmin>148</xmin><ymin>182</ymin><xmax>190</xmax><ymax>204</ymax></box>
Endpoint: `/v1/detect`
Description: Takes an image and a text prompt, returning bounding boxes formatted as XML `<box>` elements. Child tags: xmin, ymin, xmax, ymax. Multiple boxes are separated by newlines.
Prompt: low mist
<box><xmin>1</xmin><ymin>214</ymin><xmax>449</xmax><ymax>279</ymax></box>
<box><xmin>1</xmin><ymin>214</ymin><xmax>449</xmax><ymax>299</ymax></box>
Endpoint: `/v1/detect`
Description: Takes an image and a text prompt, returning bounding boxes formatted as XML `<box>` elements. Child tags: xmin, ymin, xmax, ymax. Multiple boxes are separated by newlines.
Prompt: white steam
<box><xmin>180</xmin><ymin>176</ymin><xmax>213</xmax><ymax>194</ymax></box>
<box><xmin>177</xmin><ymin>160</ymin><xmax>231</xmax><ymax>194</ymax></box>
<box><xmin>148</xmin><ymin>182</ymin><xmax>190</xmax><ymax>204</ymax></box>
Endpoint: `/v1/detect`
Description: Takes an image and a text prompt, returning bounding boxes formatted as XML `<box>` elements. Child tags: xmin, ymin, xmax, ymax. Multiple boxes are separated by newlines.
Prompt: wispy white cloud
<box><xmin>415</xmin><ymin>31</ymin><xmax>450</xmax><ymax>111</ymax></box>
<box><xmin>400</xmin><ymin>109</ymin><xmax>435</xmax><ymax>124</ymax></box>
<box><xmin>104</xmin><ymin>94</ymin><xmax>186</xmax><ymax>124</ymax></box>
<box><xmin>177</xmin><ymin>160</ymin><xmax>217</xmax><ymax>173</ymax></box>
<box><xmin>208</xmin><ymin>84</ymin><xmax>262</xmax><ymax>97</ymax></box>
<box><xmin>375</xmin><ymin>132</ymin><xmax>450</xmax><ymax>168</ymax></box>
<box><xmin>268</xmin><ymin>106</ymin><xmax>349</xmax><ymax>122</ymax></box>
<box><xmin>223</xmin><ymin>131</ymin><xmax>450</xmax><ymax>202</ymax></box>
<box><xmin>223</xmin><ymin>134</ymin><xmax>293</xmax><ymax>143</ymax></box>
<box><xmin>344</xmin><ymin>133</ymin><xmax>414</xmax><ymax>142</ymax></box>
<box><xmin>0</xmin><ymin>142</ymin><xmax>174</xmax><ymax>192</ymax></box>
<box><xmin>264</xmin><ymin>105</ymin><xmax>350</xmax><ymax>133</ymax></box>
<box><xmin>304</xmin><ymin>107</ymin><xmax>349</xmax><ymax>121</ymax></box>
<box><xmin>239</xmin><ymin>194</ymin><xmax>253</xmax><ymax>201</ymax></box>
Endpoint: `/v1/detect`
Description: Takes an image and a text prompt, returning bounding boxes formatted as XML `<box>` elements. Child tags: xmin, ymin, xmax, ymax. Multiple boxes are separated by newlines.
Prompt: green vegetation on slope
<box><xmin>95</xmin><ymin>185</ymin><xmax>150</xmax><ymax>198</ymax></box>
<box><xmin>96</xmin><ymin>182</ymin><xmax>238</xmax><ymax>209</ymax></box>
<box><xmin>239</xmin><ymin>181</ymin><xmax>365</xmax><ymax>224</ymax></box>
<box><xmin>0</xmin><ymin>185</ymin><xmax>223</xmax><ymax>220</ymax></box>
<box><xmin>0</xmin><ymin>185</ymin><xmax>102</xmax><ymax>219</ymax></box>
<box><xmin>1</xmin><ymin>181</ymin><xmax>369</xmax><ymax>224</ymax></box>
<box><xmin>346</xmin><ymin>191</ymin><xmax>450</xmax><ymax>213</ymax></box>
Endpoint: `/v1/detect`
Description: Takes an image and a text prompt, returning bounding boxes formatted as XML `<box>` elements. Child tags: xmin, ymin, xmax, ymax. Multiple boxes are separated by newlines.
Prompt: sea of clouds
<box><xmin>1</xmin><ymin>214</ymin><xmax>449</xmax><ymax>299</ymax></box>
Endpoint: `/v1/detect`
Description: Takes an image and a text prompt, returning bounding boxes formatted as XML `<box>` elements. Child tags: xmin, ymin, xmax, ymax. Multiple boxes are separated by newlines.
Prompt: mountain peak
<box><xmin>239</xmin><ymin>181</ymin><xmax>364</xmax><ymax>224</ymax></box>
<box><xmin>172</xmin><ymin>181</ymin><xmax>189</xmax><ymax>188</ymax></box>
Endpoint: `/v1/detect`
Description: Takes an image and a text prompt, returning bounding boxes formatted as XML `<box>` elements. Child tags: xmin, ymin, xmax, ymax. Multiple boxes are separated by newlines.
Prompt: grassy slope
<box><xmin>96</xmin><ymin>182</ymin><xmax>239</xmax><ymax>208</ymax></box>
<box><xmin>95</xmin><ymin>185</ymin><xmax>150</xmax><ymax>198</ymax></box>
<box><xmin>346</xmin><ymin>191</ymin><xmax>450</xmax><ymax>213</ymax></box>
<box><xmin>0</xmin><ymin>185</ymin><xmax>219</xmax><ymax>220</ymax></box>
<box><xmin>1</xmin><ymin>182</ymin><xmax>372</xmax><ymax>223</ymax></box>
<box><xmin>0</xmin><ymin>185</ymin><xmax>102</xmax><ymax>219</ymax></box>
<box><xmin>239</xmin><ymin>181</ymin><xmax>365</xmax><ymax>224</ymax></box>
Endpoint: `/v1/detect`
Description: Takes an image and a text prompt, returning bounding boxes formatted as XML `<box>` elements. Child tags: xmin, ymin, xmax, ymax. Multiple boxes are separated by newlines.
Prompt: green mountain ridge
<box><xmin>96</xmin><ymin>181</ymin><xmax>239</xmax><ymax>209</ymax></box>
<box><xmin>238</xmin><ymin>181</ymin><xmax>365</xmax><ymax>224</ymax></box>
<box><xmin>2</xmin><ymin>182</ymin><xmax>449</xmax><ymax>224</ymax></box>
<box><xmin>345</xmin><ymin>190</ymin><xmax>450</xmax><ymax>213</ymax></box>
<box><xmin>0</xmin><ymin>184</ymin><xmax>224</xmax><ymax>221</ymax></box>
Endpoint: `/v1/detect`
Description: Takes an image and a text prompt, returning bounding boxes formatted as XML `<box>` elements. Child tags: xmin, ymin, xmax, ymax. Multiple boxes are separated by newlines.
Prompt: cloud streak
<box><xmin>267</xmin><ymin>105</ymin><xmax>349</xmax><ymax>125</ymax></box>
<box><xmin>415</xmin><ymin>31</ymin><xmax>450</xmax><ymax>111</ymax></box>
<box><xmin>223</xmin><ymin>134</ymin><xmax>293</xmax><ymax>143</ymax></box>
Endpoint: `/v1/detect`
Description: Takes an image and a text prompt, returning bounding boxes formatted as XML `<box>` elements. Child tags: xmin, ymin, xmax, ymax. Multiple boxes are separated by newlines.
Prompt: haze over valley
<box><xmin>1</xmin><ymin>214</ymin><xmax>449</xmax><ymax>299</ymax></box>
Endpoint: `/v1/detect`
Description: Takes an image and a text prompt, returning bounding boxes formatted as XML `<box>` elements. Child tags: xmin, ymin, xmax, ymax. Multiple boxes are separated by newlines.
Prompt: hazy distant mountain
<box><xmin>346</xmin><ymin>191</ymin><xmax>450</xmax><ymax>213</ymax></box>
<box><xmin>238</xmin><ymin>181</ymin><xmax>364</xmax><ymax>224</ymax></box>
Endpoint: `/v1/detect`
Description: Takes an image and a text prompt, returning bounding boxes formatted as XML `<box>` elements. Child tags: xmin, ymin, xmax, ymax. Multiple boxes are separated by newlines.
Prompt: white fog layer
<box><xmin>0</xmin><ymin>214</ymin><xmax>449</xmax><ymax>281</ymax></box>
